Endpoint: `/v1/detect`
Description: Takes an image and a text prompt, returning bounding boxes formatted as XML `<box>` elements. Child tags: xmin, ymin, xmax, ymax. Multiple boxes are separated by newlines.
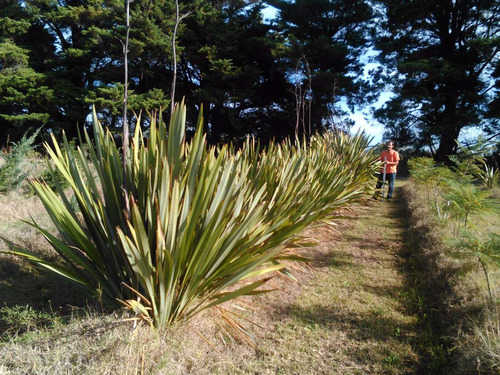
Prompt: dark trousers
<box><xmin>376</xmin><ymin>172</ymin><xmax>396</xmax><ymax>198</ymax></box>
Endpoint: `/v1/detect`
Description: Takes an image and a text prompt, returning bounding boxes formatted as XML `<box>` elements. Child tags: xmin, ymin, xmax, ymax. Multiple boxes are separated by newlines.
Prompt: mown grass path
<box><xmin>235</xmin><ymin>194</ymin><xmax>422</xmax><ymax>374</ymax></box>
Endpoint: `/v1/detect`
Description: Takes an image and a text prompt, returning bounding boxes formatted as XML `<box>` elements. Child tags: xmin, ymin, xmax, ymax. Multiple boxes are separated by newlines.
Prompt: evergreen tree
<box><xmin>178</xmin><ymin>0</ymin><xmax>291</xmax><ymax>144</ymax></box>
<box><xmin>23</xmin><ymin>0</ymin><xmax>173</xmax><ymax>138</ymax></box>
<box><xmin>267</xmin><ymin>0</ymin><xmax>374</xmax><ymax>135</ymax></box>
<box><xmin>374</xmin><ymin>0</ymin><xmax>500</xmax><ymax>162</ymax></box>
<box><xmin>0</xmin><ymin>0</ymin><xmax>53</xmax><ymax>145</ymax></box>
<box><xmin>0</xmin><ymin>0</ymin><xmax>375</xmax><ymax>145</ymax></box>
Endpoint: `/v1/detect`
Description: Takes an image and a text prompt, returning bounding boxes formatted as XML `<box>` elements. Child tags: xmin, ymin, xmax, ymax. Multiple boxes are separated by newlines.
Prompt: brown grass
<box><xmin>0</xmin><ymin>190</ymin><xmax>85</xmax><ymax>312</ymax></box>
<box><xmin>1</xmin><ymin>190</ymin><xmax>427</xmax><ymax>374</ymax></box>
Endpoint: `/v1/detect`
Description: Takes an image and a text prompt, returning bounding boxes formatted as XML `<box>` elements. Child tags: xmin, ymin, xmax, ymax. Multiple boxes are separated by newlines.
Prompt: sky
<box><xmin>343</xmin><ymin>57</ymin><xmax>393</xmax><ymax>146</ymax></box>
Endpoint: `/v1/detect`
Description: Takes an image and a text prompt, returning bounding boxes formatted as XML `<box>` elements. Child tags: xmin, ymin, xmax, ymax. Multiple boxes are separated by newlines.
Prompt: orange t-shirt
<box><xmin>380</xmin><ymin>150</ymin><xmax>400</xmax><ymax>174</ymax></box>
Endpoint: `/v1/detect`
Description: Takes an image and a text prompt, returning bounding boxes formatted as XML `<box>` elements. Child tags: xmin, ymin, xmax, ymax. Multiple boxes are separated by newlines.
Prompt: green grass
<box><xmin>204</xmin><ymin>195</ymin><xmax>421</xmax><ymax>374</ymax></box>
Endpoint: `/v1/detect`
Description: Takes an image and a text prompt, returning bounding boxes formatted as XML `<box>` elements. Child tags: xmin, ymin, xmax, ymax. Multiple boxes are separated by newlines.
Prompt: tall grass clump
<box><xmin>2</xmin><ymin>102</ymin><xmax>379</xmax><ymax>327</ymax></box>
<box><xmin>478</xmin><ymin>161</ymin><xmax>499</xmax><ymax>190</ymax></box>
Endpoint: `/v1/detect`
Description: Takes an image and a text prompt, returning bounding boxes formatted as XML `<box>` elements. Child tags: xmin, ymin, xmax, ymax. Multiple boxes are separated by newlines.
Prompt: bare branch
<box><xmin>170</xmin><ymin>1</ymin><xmax>192</xmax><ymax>114</ymax></box>
<box><xmin>122</xmin><ymin>0</ymin><xmax>133</xmax><ymax>219</ymax></box>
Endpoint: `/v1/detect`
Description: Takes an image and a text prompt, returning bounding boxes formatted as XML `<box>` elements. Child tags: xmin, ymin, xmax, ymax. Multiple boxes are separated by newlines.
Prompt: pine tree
<box><xmin>0</xmin><ymin>0</ymin><xmax>53</xmax><ymax>145</ymax></box>
<box><xmin>374</xmin><ymin>0</ymin><xmax>500</xmax><ymax>162</ymax></box>
<box><xmin>268</xmin><ymin>0</ymin><xmax>374</xmax><ymax>135</ymax></box>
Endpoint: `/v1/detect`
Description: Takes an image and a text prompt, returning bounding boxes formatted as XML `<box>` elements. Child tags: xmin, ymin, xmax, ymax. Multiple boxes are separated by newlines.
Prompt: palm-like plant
<box><xmin>408</xmin><ymin>157</ymin><xmax>455</xmax><ymax>218</ymax></box>
<box><xmin>478</xmin><ymin>161</ymin><xmax>499</xmax><ymax>190</ymax></box>
<box><xmin>453</xmin><ymin>230</ymin><xmax>500</xmax><ymax>308</ymax></box>
<box><xmin>2</xmin><ymin>102</ymin><xmax>379</xmax><ymax>326</ymax></box>
<box><xmin>444</xmin><ymin>181</ymin><xmax>494</xmax><ymax>228</ymax></box>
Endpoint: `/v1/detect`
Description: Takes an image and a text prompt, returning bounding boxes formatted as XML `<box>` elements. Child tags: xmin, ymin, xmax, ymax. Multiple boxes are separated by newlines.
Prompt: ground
<box><xmin>0</xmin><ymin>184</ymin><xmax>431</xmax><ymax>374</ymax></box>
<box><xmin>227</xmin><ymin>195</ymin><xmax>421</xmax><ymax>374</ymax></box>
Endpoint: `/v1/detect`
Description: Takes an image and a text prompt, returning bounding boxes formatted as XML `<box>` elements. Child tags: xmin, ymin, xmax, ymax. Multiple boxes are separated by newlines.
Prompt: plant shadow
<box><xmin>287</xmin><ymin>302</ymin><xmax>417</xmax><ymax>344</ymax></box>
<box><xmin>0</xmin><ymin>255</ymin><xmax>88</xmax><ymax>313</ymax></box>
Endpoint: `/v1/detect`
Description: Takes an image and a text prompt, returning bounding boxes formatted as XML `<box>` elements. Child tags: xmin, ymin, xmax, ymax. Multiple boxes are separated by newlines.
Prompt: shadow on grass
<box><xmin>0</xmin><ymin>255</ymin><xmax>88</xmax><ymax>319</ymax></box>
<box><xmin>360</xmin><ymin>282</ymin><xmax>409</xmax><ymax>302</ymax></box>
<box><xmin>343</xmin><ymin>234</ymin><xmax>392</xmax><ymax>250</ymax></box>
<box><xmin>309</xmin><ymin>251</ymin><xmax>367</xmax><ymax>271</ymax></box>
<box><xmin>387</xmin><ymin>186</ymin><xmax>483</xmax><ymax>374</ymax></box>
<box><xmin>0</xmin><ymin>256</ymin><xmax>93</xmax><ymax>339</ymax></box>
<box><xmin>287</xmin><ymin>302</ymin><xmax>417</xmax><ymax>344</ymax></box>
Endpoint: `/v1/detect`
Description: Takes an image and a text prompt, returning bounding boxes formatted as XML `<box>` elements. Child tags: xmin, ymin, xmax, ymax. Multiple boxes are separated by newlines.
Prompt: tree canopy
<box><xmin>0</xmin><ymin>0</ymin><xmax>499</xmax><ymax>157</ymax></box>
<box><xmin>0</xmin><ymin>0</ymin><xmax>376</xmax><ymax>146</ymax></box>
<box><xmin>374</xmin><ymin>0</ymin><xmax>500</xmax><ymax>162</ymax></box>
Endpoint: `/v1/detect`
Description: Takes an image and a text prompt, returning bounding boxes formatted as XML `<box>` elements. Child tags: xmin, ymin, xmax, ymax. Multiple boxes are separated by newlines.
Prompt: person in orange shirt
<box><xmin>376</xmin><ymin>140</ymin><xmax>400</xmax><ymax>199</ymax></box>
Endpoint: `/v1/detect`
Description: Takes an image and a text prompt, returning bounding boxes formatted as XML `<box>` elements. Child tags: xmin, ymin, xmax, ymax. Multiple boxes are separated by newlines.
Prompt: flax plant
<box><xmin>478</xmin><ymin>162</ymin><xmax>499</xmax><ymax>189</ymax></box>
<box><xmin>2</xmin><ymin>103</ymin><xmax>379</xmax><ymax>326</ymax></box>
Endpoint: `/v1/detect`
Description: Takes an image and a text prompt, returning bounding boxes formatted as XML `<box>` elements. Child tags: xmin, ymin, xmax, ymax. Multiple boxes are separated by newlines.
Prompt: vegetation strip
<box><xmin>2</xmin><ymin>148</ymin><xmax>498</xmax><ymax>373</ymax></box>
<box><xmin>1</xmin><ymin>103</ymin><xmax>378</xmax><ymax>327</ymax></box>
<box><xmin>238</xmin><ymin>199</ymin><xmax>422</xmax><ymax>374</ymax></box>
<box><xmin>1</xmin><ymin>198</ymin><xmax>425</xmax><ymax>374</ymax></box>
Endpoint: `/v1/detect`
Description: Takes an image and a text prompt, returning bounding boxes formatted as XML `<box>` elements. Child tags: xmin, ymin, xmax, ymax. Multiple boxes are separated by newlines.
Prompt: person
<box><xmin>376</xmin><ymin>140</ymin><xmax>400</xmax><ymax>199</ymax></box>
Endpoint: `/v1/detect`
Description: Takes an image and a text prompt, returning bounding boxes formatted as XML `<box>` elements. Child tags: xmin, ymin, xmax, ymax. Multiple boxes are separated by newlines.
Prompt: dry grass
<box><xmin>0</xmin><ymin>190</ymin><xmax>85</xmax><ymax>316</ymax></box>
<box><xmin>1</xmin><ymin>190</ymin><xmax>427</xmax><ymax>374</ymax></box>
<box><xmin>0</xmin><ymin>191</ymin><xmax>55</xmax><ymax>253</ymax></box>
<box><xmin>4</xmin><ymin>176</ymin><xmax>498</xmax><ymax>374</ymax></box>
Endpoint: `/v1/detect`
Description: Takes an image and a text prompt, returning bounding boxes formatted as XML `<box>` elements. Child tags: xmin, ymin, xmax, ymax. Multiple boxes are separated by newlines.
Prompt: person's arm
<box><xmin>385</xmin><ymin>153</ymin><xmax>399</xmax><ymax>166</ymax></box>
<box><xmin>387</xmin><ymin>152</ymin><xmax>400</xmax><ymax>166</ymax></box>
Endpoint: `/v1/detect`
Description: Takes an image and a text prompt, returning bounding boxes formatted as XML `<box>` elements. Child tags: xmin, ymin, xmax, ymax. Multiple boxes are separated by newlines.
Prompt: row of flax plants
<box><xmin>2</xmin><ymin>102</ymin><xmax>379</xmax><ymax>327</ymax></box>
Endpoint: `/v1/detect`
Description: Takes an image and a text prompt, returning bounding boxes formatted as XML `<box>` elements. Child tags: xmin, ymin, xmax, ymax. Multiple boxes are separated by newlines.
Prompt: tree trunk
<box><xmin>435</xmin><ymin>127</ymin><xmax>460</xmax><ymax>163</ymax></box>
<box><xmin>434</xmin><ymin>92</ymin><xmax>461</xmax><ymax>163</ymax></box>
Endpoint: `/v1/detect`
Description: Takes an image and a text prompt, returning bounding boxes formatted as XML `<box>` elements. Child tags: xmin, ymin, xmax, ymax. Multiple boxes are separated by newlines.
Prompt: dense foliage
<box><xmin>374</xmin><ymin>0</ymin><xmax>500</xmax><ymax>161</ymax></box>
<box><xmin>2</xmin><ymin>103</ymin><xmax>379</xmax><ymax>326</ymax></box>
<box><xmin>0</xmin><ymin>128</ymin><xmax>40</xmax><ymax>192</ymax></box>
<box><xmin>0</xmin><ymin>0</ymin><xmax>375</xmax><ymax>146</ymax></box>
<box><xmin>1</xmin><ymin>0</ymin><xmax>499</xmax><ymax>160</ymax></box>
<box><xmin>407</xmin><ymin>155</ymin><xmax>498</xmax><ymax>226</ymax></box>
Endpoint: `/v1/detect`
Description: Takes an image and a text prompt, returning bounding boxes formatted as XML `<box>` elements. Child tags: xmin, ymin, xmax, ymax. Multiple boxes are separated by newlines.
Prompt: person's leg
<box><xmin>372</xmin><ymin>172</ymin><xmax>384</xmax><ymax>199</ymax></box>
<box><xmin>387</xmin><ymin>173</ymin><xmax>396</xmax><ymax>198</ymax></box>
<box><xmin>376</xmin><ymin>172</ymin><xmax>383</xmax><ymax>189</ymax></box>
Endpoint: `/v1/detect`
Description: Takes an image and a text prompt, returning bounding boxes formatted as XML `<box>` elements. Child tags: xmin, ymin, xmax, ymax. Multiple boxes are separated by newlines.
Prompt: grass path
<box><xmin>231</xmin><ymin>194</ymin><xmax>422</xmax><ymax>374</ymax></box>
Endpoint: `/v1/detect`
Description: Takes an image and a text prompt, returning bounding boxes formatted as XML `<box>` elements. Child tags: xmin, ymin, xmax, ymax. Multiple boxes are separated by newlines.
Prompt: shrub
<box><xmin>477</xmin><ymin>161</ymin><xmax>499</xmax><ymax>190</ymax></box>
<box><xmin>0</xmin><ymin>128</ymin><xmax>40</xmax><ymax>193</ymax></box>
<box><xmin>452</xmin><ymin>230</ymin><xmax>500</xmax><ymax>307</ymax></box>
<box><xmin>2</xmin><ymin>102</ymin><xmax>378</xmax><ymax>327</ymax></box>
<box><xmin>1</xmin><ymin>305</ymin><xmax>59</xmax><ymax>338</ymax></box>
<box><xmin>407</xmin><ymin>156</ymin><xmax>454</xmax><ymax>218</ymax></box>
<box><xmin>444</xmin><ymin>181</ymin><xmax>495</xmax><ymax>229</ymax></box>
<box><xmin>39</xmin><ymin>164</ymin><xmax>70</xmax><ymax>192</ymax></box>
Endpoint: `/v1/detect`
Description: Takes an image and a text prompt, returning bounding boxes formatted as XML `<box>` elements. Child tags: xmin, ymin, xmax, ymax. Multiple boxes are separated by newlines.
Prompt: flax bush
<box><xmin>3</xmin><ymin>102</ymin><xmax>378</xmax><ymax>326</ymax></box>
